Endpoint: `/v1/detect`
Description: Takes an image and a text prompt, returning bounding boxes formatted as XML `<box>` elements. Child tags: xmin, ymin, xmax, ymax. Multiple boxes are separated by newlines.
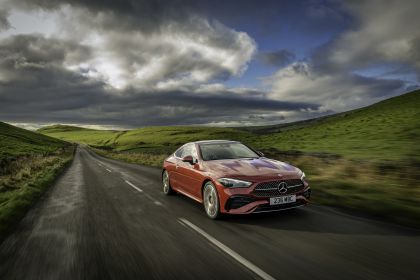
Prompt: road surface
<box><xmin>0</xmin><ymin>146</ymin><xmax>419</xmax><ymax>280</ymax></box>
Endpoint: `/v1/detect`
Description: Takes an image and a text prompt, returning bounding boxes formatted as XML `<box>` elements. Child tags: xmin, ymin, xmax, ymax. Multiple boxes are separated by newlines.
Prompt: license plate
<box><xmin>269</xmin><ymin>195</ymin><xmax>296</xmax><ymax>205</ymax></box>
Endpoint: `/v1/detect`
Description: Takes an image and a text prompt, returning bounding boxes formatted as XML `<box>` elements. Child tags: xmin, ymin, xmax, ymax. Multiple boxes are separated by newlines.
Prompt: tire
<box><xmin>162</xmin><ymin>170</ymin><xmax>174</xmax><ymax>195</ymax></box>
<box><xmin>203</xmin><ymin>181</ymin><xmax>220</xmax><ymax>219</ymax></box>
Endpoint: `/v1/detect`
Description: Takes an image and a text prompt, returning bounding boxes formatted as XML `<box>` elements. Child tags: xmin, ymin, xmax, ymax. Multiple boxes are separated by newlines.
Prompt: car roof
<box><xmin>190</xmin><ymin>140</ymin><xmax>239</xmax><ymax>145</ymax></box>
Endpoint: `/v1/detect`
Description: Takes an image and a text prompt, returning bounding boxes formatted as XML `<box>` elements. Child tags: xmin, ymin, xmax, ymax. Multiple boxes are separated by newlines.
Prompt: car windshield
<box><xmin>199</xmin><ymin>142</ymin><xmax>259</xmax><ymax>161</ymax></box>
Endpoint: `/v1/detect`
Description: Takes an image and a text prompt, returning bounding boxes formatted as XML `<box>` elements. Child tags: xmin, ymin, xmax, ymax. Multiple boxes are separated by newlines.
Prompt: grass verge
<box><xmin>0</xmin><ymin>146</ymin><xmax>75</xmax><ymax>240</ymax></box>
<box><xmin>261</xmin><ymin>149</ymin><xmax>420</xmax><ymax>228</ymax></box>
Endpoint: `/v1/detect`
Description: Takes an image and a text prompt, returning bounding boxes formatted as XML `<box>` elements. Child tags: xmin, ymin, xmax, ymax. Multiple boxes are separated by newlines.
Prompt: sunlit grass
<box><xmin>263</xmin><ymin>151</ymin><xmax>420</xmax><ymax>227</ymax></box>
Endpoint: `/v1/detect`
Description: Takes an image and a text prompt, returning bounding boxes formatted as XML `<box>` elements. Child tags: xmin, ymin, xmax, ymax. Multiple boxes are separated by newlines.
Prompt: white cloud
<box><xmin>50</xmin><ymin>8</ymin><xmax>257</xmax><ymax>90</ymax></box>
<box><xmin>265</xmin><ymin>62</ymin><xmax>404</xmax><ymax>113</ymax></box>
<box><xmin>1</xmin><ymin>1</ymin><xmax>257</xmax><ymax>91</ymax></box>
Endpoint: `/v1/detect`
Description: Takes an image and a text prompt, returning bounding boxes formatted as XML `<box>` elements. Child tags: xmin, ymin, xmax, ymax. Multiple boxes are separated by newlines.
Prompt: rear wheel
<box><xmin>162</xmin><ymin>170</ymin><xmax>174</xmax><ymax>195</ymax></box>
<box><xmin>203</xmin><ymin>181</ymin><xmax>220</xmax><ymax>219</ymax></box>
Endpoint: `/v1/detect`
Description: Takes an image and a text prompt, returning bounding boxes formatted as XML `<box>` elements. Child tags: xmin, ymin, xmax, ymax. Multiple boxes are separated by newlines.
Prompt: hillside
<box><xmin>38</xmin><ymin>124</ymin><xmax>122</xmax><ymax>148</ymax></box>
<box><xmin>39</xmin><ymin>89</ymin><xmax>420</xmax><ymax>161</ymax></box>
<box><xmin>256</xmin><ymin>89</ymin><xmax>420</xmax><ymax>161</ymax></box>
<box><xmin>0</xmin><ymin>122</ymin><xmax>68</xmax><ymax>158</ymax></box>
<box><xmin>39</xmin><ymin>125</ymin><xmax>256</xmax><ymax>154</ymax></box>
<box><xmin>0</xmin><ymin>122</ymin><xmax>74</xmax><ymax>240</ymax></box>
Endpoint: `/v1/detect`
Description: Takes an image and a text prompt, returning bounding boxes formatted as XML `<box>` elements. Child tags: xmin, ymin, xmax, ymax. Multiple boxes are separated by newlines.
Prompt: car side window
<box><xmin>181</xmin><ymin>144</ymin><xmax>193</xmax><ymax>158</ymax></box>
<box><xmin>181</xmin><ymin>144</ymin><xmax>198</xmax><ymax>161</ymax></box>
<box><xmin>174</xmin><ymin>146</ymin><xmax>184</xmax><ymax>158</ymax></box>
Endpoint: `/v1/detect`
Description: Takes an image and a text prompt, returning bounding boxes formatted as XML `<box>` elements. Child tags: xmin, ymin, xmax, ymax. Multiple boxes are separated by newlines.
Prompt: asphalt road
<box><xmin>0</xmin><ymin>146</ymin><xmax>419</xmax><ymax>280</ymax></box>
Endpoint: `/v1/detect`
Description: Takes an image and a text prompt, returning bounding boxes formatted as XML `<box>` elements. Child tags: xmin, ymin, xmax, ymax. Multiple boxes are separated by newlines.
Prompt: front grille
<box><xmin>252</xmin><ymin>179</ymin><xmax>304</xmax><ymax>197</ymax></box>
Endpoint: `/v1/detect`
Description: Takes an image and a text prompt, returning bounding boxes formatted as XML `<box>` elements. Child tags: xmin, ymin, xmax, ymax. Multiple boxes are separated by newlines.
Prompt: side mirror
<box><xmin>257</xmin><ymin>151</ymin><xmax>265</xmax><ymax>157</ymax></box>
<box><xmin>182</xmin><ymin>155</ymin><xmax>195</xmax><ymax>165</ymax></box>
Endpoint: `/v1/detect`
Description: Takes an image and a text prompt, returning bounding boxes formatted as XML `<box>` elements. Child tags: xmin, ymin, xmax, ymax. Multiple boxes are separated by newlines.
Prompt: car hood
<box><xmin>203</xmin><ymin>157</ymin><xmax>301</xmax><ymax>180</ymax></box>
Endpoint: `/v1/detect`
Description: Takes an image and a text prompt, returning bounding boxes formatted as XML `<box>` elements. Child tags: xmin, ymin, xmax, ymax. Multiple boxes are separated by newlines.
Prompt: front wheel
<box><xmin>203</xmin><ymin>181</ymin><xmax>220</xmax><ymax>219</ymax></box>
<box><xmin>162</xmin><ymin>170</ymin><xmax>174</xmax><ymax>195</ymax></box>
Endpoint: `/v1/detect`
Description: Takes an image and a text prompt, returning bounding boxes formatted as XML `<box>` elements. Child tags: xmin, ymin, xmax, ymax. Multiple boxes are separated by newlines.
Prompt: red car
<box><xmin>162</xmin><ymin>140</ymin><xmax>310</xmax><ymax>219</ymax></box>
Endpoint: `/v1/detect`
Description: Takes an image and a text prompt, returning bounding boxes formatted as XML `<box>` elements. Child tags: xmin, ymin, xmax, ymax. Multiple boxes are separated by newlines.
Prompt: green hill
<box><xmin>0</xmin><ymin>122</ymin><xmax>68</xmax><ymax>159</ymax></box>
<box><xmin>39</xmin><ymin>125</ymin><xmax>256</xmax><ymax>154</ymax></box>
<box><xmin>40</xmin><ymin>89</ymin><xmax>420</xmax><ymax>162</ymax></box>
<box><xmin>254</xmin><ymin>89</ymin><xmax>420</xmax><ymax>161</ymax></box>
<box><xmin>38</xmin><ymin>124</ymin><xmax>122</xmax><ymax>148</ymax></box>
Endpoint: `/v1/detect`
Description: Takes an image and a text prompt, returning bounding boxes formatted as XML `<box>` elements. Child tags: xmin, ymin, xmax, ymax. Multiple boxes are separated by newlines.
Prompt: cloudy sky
<box><xmin>0</xmin><ymin>0</ymin><xmax>419</xmax><ymax>129</ymax></box>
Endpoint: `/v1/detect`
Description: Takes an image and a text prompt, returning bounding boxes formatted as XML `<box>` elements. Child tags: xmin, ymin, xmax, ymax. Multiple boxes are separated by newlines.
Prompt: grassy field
<box><xmin>39</xmin><ymin>89</ymin><xmax>420</xmax><ymax>227</ymax></box>
<box><xmin>39</xmin><ymin>125</ymin><xmax>256</xmax><ymax>155</ymax></box>
<box><xmin>0</xmin><ymin>122</ymin><xmax>69</xmax><ymax>158</ymax></box>
<box><xmin>0</xmin><ymin>122</ymin><xmax>74</xmax><ymax>240</ymax></box>
<box><xmin>254</xmin><ymin>89</ymin><xmax>420</xmax><ymax>162</ymax></box>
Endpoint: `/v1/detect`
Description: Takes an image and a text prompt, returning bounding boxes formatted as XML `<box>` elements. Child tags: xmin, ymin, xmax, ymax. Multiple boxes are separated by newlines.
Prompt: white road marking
<box><xmin>124</xmin><ymin>179</ymin><xmax>164</xmax><ymax>206</ymax></box>
<box><xmin>106</xmin><ymin>168</ymin><xmax>112</xmax><ymax>173</ymax></box>
<box><xmin>124</xmin><ymin>180</ymin><xmax>143</xmax><ymax>193</ymax></box>
<box><xmin>178</xmin><ymin>218</ymin><xmax>276</xmax><ymax>280</ymax></box>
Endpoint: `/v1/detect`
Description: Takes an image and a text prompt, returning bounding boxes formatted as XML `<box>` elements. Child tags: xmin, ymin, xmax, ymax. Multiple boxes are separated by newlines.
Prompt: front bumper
<box><xmin>218</xmin><ymin>182</ymin><xmax>311</xmax><ymax>214</ymax></box>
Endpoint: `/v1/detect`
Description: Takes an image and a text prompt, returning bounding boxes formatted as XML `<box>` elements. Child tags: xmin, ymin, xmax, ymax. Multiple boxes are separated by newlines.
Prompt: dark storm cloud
<box><xmin>0</xmin><ymin>34</ymin><xmax>91</xmax><ymax>66</ymax></box>
<box><xmin>1</xmin><ymin>0</ymin><xmax>418</xmax><ymax>128</ymax></box>
<box><xmin>0</xmin><ymin>9</ymin><xmax>10</xmax><ymax>31</ymax></box>
<box><xmin>258</xmin><ymin>50</ymin><xmax>296</xmax><ymax>67</ymax></box>
<box><xmin>0</xmin><ymin>34</ymin><xmax>318</xmax><ymax>127</ymax></box>
<box><xmin>7</xmin><ymin>0</ymin><xmax>350</xmax><ymax>36</ymax></box>
<box><xmin>310</xmin><ymin>0</ymin><xmax>420</xmax><ymax>76</ymax></box>
<box><xmin>0</xmin><ymin>80</ymin><xmax>319</xmax><ymax>127</ymax></box>
<box><xmin>8</xmin><ymin>0</ymin><xmax>197</xmax><ymax>33</ymax></box>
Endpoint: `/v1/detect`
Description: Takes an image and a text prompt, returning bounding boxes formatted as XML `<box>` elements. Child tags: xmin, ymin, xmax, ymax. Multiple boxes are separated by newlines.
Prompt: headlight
<box><xmin>300</xmin><ymin>171</ymin><xmax>306</xmax><ymax>181</ymax></box>
<box><xmin>217</xmin><ymin>178</ymin><xmax>252</xmax><ymax>188</ymax></box>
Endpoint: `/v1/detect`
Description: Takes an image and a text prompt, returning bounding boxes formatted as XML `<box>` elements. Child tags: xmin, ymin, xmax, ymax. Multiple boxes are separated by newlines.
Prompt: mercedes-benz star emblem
<box><xmin>277</xmin><ymin>181</ymin><xmax>288</xmax><ymax>194</ymax></box>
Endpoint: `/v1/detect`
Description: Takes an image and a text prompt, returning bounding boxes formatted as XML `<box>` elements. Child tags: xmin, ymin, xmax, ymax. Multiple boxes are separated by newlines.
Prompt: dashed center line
<box><xmin>92</xmin><ymin>154</ymin><xmax>163</xmax><ymax>207</ymax></box>
<box><xmin>123</xmin><ymin>179</ymin><xmax>164</xmax><ymax>206</ymax></box>
<box><xmin>124</xmin><ymin>180</ymin><xmax>143</xmax><ymax>193</ymax></box>
<box><xmin>178</xmin><ymin>218</ymin><xmax>276</xmax><ymax>280</ymax></box>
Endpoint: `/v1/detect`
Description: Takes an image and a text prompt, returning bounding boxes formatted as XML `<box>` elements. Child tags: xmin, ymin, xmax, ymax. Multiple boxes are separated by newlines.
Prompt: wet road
<box><xmin>1</xmin><ymin>146</ymin><xmax>419</xmax><ymax>280</ymax></box>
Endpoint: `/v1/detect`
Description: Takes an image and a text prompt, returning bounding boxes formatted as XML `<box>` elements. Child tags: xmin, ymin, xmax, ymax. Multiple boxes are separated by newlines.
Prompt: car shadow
<box><xmin>168</xmin><ymin>192</ymin><xmax>420</xmax><ymax>236</ymax></box>
<box><xmin>218</xmin><ymin>206</ymin><xmax>420</xmax><ymax>236</ymax></box>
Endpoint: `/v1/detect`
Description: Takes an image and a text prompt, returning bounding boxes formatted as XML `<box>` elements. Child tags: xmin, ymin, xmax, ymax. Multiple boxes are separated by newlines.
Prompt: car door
<box><xmin>177</xmin><ymin>144</ymin><xmax>202</xmax><ymax>198</ymax></box>
<box><xmin>169</xmin><ymin>146</ymin><xmax>184</xmax><ymax>190</ymax></box>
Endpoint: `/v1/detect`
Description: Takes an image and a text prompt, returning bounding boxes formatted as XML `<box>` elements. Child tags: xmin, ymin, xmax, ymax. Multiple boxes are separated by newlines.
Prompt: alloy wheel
<box><xmin>162</xmin><ymin>170</ymin><xmax>173</xmax><ymax>195</ymax></box>
<box><xmin>203</xmin><ymin>182</ymin><xmax>220</xmax><ymax>219</ymax></box>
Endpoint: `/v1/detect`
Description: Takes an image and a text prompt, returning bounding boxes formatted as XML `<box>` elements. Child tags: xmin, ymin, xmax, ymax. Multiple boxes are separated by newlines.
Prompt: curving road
<box><xmin>0</xmin><ymin>146</ymin><xmax>419</xmax><ymax>280</ymax></box>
